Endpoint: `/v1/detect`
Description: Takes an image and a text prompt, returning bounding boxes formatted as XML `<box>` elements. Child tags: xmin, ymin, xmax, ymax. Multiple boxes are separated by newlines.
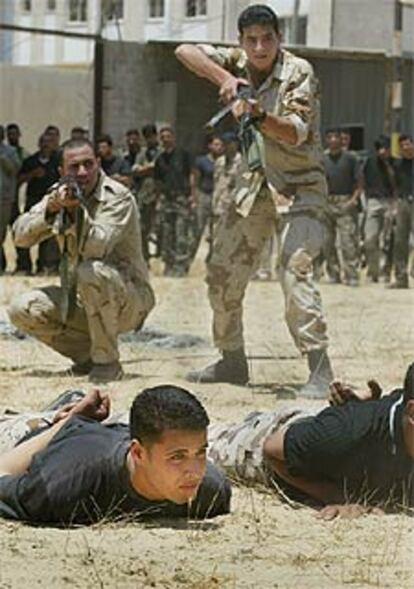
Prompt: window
<box><xmin>104</xmin><ymin>0</ymin><xmax>124</xmax><ymax>20</ymax></box>
<box><xmin>47</xmin><ymin>0</ymin><xmax>57</xmax><ymax>10</ymax></box>
<box><xmin>278</xmin><ymin>16</ymin><xmax>307</xmax><ymax>45</ymax></box>
<box><xmin>186</xmin><ymin>0</ymin><xmax>207</xmax><ymax>17</ymax></box>
<box><xmin>148</xmin><ymin>0</ymin><xmax>164</xmax><ymax>18</ymax></box>
<box><xmin>68</xmin><ymin>0</ymin><xmax>88</xmax><ymax>22</ymax></box>
<box><xmin>21</xmin><ymin>0</ymin><xmax>31</xmax><ymax>10</ymax></box>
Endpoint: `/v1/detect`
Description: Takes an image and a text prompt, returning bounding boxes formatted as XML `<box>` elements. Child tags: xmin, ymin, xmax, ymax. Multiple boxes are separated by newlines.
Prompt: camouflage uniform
<box><xmin>132</xmin><ymin>145</ymin><xmax>162</xmax><ymax>261</ymax></box>
<box><xmin>8</xmin><ymin>173</ymin><xmax>155</xmax><ymax>365</ymax></box>
<box><xmin>199</xmin><ymin>45</ymin><xmax>329</xmax><ymax>355</ymax></box>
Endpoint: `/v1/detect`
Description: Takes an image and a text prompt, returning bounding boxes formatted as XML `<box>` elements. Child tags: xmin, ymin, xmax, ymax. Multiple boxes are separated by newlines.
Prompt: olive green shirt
<box><xmin>198</xmin><ymin>45</ymin><xmax>328</xmax><ymax>216</ymax></box>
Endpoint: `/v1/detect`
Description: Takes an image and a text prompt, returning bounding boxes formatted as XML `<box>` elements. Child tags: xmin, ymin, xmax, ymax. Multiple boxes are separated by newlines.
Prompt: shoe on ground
<box><xmin>70</xmin><ymin>359</ymin><xmax>93</xmax><ymax>375</ymax></box>
<box><xmin>297</xmin><ymin>349</ymin><xmax>334</xmax><ymax>399</ymax></box>
<box><xmin>186</xmin><ymin>348</ymin><xmax>249</xmax><ymax>385</ymax></box>
<box><xmin>89</xmin><ymin>361</ymin><xmax>124</xmax><ymax>383</ymax></box>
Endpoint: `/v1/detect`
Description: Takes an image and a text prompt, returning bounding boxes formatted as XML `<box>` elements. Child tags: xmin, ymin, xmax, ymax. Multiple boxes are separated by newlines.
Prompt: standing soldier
<box><xmin>322</xmin><ymin>128</ymin><xmax>361</xmax><ymax>286</ymax></box>
<box><xmin>362</xmin><ymin>136</ymin><xmax>397</xmax><ymax>283</ymax></box>
<box><xmin>176</xmin><ymin>4</ymin><xmax>333</xmax><ymax>398</ymax></box>
<box><xmin>132</xmin><ymin>124</ymin><xmax>161</xmax><ymax>263</ymax></box>
<box><xmin>8</xmin><ymin>139</ymin><xmax>155</xmax><ymax>383</ymax></box>
<box><xmin>389</xmin><ymin>134</ymin><xmax>414</xmax><ymax>289</ymax></box>
<box><xmin>154</xmin><ymin>126</ymin><xmax>193</xmax><ymax>277</ymax></box>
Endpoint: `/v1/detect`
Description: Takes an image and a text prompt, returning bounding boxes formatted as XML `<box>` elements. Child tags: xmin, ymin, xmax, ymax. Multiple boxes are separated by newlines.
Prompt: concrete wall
<box><xmin>100</xmin><ymin>41</ymin><xmax>413</xmax><ymax>155</ymax></box>
<box><xmin>0</xmin><ymin>64</ymin><xmax>92</xmax><ymax>152</ymax></box>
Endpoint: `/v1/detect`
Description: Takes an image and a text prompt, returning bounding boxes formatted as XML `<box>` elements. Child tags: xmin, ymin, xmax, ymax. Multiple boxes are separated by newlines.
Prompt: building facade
<box><xmin>2</xmin><ymin>0</ymin><xmax>413</xmax><ymax>66</ymax></box>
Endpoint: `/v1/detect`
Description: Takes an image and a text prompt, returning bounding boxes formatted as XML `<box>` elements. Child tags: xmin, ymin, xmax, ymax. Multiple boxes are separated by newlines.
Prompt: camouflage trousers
<box><xmin>393</xmin><ymin>198</ymin><xmax>414</xmax><ymax>283</ymax></box>
<box><xmin>0</xmin><ymin>406</ymin><xmax>315</xmax><ymax>488</ymax></box>
<box><xmin>325</xmin><ymin>194</ymin><xmax>360</xmax><ymax>283</ymax></box>
<box><xmin>8</xmin><ymin>260</ymin><xmax>155</xmax><ymax>364</ymax></box>
<box><xmin>207</xmin><ymin>188</ymin><xmax>329</xmax><ymax>354</ymax></box>
<box><xmin>161</xmin><ymin>197</ymin><xmax>194</xmax><ymax>273</ymax></box>
<box><xmin>364</xmin><ymin>197</ymin><xmax>395</xmax><ymax>281</ymax></box>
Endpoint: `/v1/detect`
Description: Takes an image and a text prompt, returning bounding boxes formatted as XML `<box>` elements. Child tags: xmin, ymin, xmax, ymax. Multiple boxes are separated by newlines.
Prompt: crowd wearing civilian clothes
<box><xmin>1</xmin><ymin>121</ymin><xmax>413</xmax><ymax>288</ymax></box>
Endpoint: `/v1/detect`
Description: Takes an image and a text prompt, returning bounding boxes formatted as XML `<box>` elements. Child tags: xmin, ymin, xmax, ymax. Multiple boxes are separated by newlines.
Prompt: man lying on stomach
<box><xmin>0</xmin><ymin>386</ymin><xmax>231</xmax><ymax>525</ymax></box>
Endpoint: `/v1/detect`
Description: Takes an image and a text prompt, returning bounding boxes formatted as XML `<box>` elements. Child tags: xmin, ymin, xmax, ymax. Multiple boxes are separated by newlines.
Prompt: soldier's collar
<box><xmin>272</xmin><ymin>49</ymin><xmax>290</xmax><ymax>82</ymax></box>
<box><xmin>88</xmin><ymin>171</ymin><xmax>106</xmax><ymax>202</ymax></box>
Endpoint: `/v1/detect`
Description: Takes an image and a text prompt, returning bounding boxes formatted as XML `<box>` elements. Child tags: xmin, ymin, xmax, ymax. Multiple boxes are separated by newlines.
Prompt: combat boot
<box><xmin>89</xmin><ymin>361</ymin><xmax>123</xmax><ymax>383</ymax></box>
<box><xmin>186</xmin><ymin>348</ymin><xmax>249</xmax><ymax>385</ymax></box>
<box><xmin>298</xmin><ymin>349</ymin><xmax>334</xmax><ymax>399</ymax></box>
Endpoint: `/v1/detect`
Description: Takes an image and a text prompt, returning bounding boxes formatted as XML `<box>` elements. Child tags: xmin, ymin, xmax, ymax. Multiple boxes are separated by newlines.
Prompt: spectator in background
<box><xmin>123</xmin><ymin>128</ymin><xmax>142</xmax><ymax>170</ymax></box>
<box><xmin>362</xmin><ymin>135</ymin><xmax>396</xmax><ymax>283</ymax></box>
<box><xmin>44</xmin><ymin>125</ymin><xmax>61</xmax><ymax>152</ymax></box>
<box><xmin>17</xmin><ymin>133</ymin><xmax>60</xmax><ymax>275</ymax></box>
<box><xmin>190</xmin><ymin>135</ymin><xmax>224</xmax><ymax>260</ymax></box>
<box><xmin>154</xmin><ymin>126</ymin><xmax>193</xmax><ymax>277</ymax></box>
<box><xmin>0</xmin><ymin>125</ymin><xmax>21</xmax><ymax>273</ymax></box>
<box><xmin>6</xmin><ymin>123</ymin><xmax>31</xmax><ymax>274</ymax></box>
<box><xmin>389</xmin><ymin>134</ymin><xmax>414</xmax><ymax>289</ymax></box>
<box><xmin>70</xmin><ymin>127</ymin><xmax>89</xmax><ymax>141</ymax></box>
<box><xmin>132</xmin><ymin>124</ymin><xmax>162</xmax><ymax>262</ymax></box>
<box><xmin>96</xmin><ymin>134</ymin><xmax>131</xmax><ymax>188</ymax></box>
<box><xmin>340</xmin><ymin>127</ymin><xmax>352</xmax><ymax>152</ymax></box>
<box><xmin>322</xmin><ymin>128</ymin><xmax>361</xmax><ymax>286</ymax></box>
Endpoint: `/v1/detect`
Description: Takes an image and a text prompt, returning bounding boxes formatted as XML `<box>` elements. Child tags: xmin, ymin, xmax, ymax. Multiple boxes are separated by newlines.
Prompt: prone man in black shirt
<box><xmin>0</xmin><ymin>386</ymin><xmax>231</xmax><ymax>526</ymax></box>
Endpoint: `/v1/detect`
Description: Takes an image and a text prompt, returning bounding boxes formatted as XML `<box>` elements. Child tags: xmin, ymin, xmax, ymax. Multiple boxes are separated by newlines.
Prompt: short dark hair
<box><xmin>58</xmin><ymin>138</ymin><xmax>95</xmax><ymax>165</ymax></box>
<box><xmin>6</xmin><ymin>123</ymin><xmax>20</xmax><ymax>133</ymax></box>
<box><xmin>238</xmin><ymin>4</ymin><xmax>279</xmax><ymax>35</ymax></box>
<box><xmin>325</xmin><ymin>127</ymin><xmax>341</xmax><ymax>136</ymax></box>
<box><xmin>126</xmin><ymin>128</ymin><xmax>140</xmax><ymax>136</ymax></box>
<box><xmin>399</xmin><ymin>134</ymin><xmax>413</xmax><ymax>144</ymax></box>
<box><xmin>45</xmin><ymin>124</ymin><xmax>60</xmax><ymax>135</ymax></box>
<box><xmin>97</xmin><ymin>134</ymin><xmax>113</xmax><ymax>146</ymax></box>
<box><xmin>374</xmin><ymin>135</ymin><xmax>390</xmax><ymax>150</ymax></box>
<box><xmin>403</xmin><ymin>364</ymin><xmax>414</xmax><ymax>404</ymax></box>
<box><xmin>142</xmin><ymin>123</ymin><xmax>157</xmax><ymax>138</ymax></box>
<box><xmin>159</xmin><ymin>125</ymin><xmax>175</xmax><ymax>135</ymax></box>
<box><xmin>0</xmin><ymin>125</ymin><xmax>4</xmax><ymax>141</ymax></box>
<box><xmin>129</xmin><ymin>385</ymin><xmax>209</xmax><ymax>444</ymax></box>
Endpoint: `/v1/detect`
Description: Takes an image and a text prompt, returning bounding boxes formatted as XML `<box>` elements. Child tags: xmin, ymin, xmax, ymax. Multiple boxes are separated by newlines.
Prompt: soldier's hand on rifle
<box><xmin>219</xmin><ymin>75</ymin><xmax>249</xmax><ymax>103</ymax></box>
<box><xmin>46</xmin><ymin>183</ymin><xmax>81</xmax><ymax>215</ymax></box>
<box><xmin>231</xmin><ymin>97</ymin><xmax>265</xmax><ymax>123</ymax></box>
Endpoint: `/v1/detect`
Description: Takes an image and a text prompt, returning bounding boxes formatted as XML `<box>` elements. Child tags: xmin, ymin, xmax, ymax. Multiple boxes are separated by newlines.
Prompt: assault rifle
<box><xmin>205</xmin><ymin>85</ymin><xmax>264</xmax><ymax>172</ymax></box>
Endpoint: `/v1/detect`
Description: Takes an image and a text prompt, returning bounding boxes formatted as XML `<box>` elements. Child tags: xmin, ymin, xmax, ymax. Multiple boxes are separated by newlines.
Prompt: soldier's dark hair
<box><xmin>403</xmin><ymin>364</ymin><xmax>414</xmax><ymax>404</ymax></box>
<box><xmin>58</xmin><ymin>138</ymin><xmax>96</xmax><ymax>164</ymax></box>
<box><xmin>126</xmin><ymin>128</ymin><xmax>140</xmax><ymax>136</ymax></box>
<box><xmin>374</xmin><ymin>135</ymin><xmax>390</xmax><ymax>150</ymax></box>
<box><xmin>0</xmin><ymin>125</ymin><xmax>4</xmax><ymax>141</ymax></box>
<box><xmin>6</xmin><ymin>123</ymin><xmax>20</xmax><ymax>133</ymax></box>
<box><xmin>238</xmin><ymin>4</ymin><xmax>280</xmax><ymax>35</ymax></box>
<box><xmin>325</xmin><ymin>127</ymin><xmax>341</xmax><ymax>136</ymax></box>
<box><xmin>159</xmin><ymin>125</ymin><xmax>175</xmax><ymax>135</ymax></box>
<box><xmin>142</xmin><ymin>123</ymin><xmax>158</xmax><ymax>137</ymax></box>
<box><xmin>129</xmin><ymin>385</ymin><xmax>209</xmax><ymax>445</ymax></box>
<box><xmin>44</xmin><ymin>124</ymin><xmax>60</xmax><ymax>135</ymax></box>
<box><xmin>399</xmin><ymin>134</ymin><xmax>413</xmax><ymax>143</ymax></box>
<box><xmin>97</xmin><ymin>133</ymin><xmax>113</xmax><ymax>146</ymax></box>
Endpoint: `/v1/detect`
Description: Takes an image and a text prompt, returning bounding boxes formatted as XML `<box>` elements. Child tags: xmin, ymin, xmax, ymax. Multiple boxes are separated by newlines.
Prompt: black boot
<box><xmin>186</xmin><ymin>348</ymin><xmax>249</xmax><ymax>385</ymax></box>
<box><xmin>298</xmin><ymin>349</ymin><xmax>334</xmax><ymax>399</ymax></box>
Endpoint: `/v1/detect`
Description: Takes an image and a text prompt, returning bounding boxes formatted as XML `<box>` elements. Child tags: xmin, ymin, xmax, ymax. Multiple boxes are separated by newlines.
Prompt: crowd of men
<box><xmin>0</xmin><ymin>122</ymin><xmax>244</xmax><ymax>279</ymax></box>
<box><xmin>1</xmin><ymin>121</ymin><xmax>413</xmax><ymax>287</ymax></box>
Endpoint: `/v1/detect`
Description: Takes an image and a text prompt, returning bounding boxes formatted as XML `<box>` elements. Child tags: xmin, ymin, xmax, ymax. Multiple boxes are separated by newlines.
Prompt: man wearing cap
<box><xmin>176</xmin><ymin>4</ymin><xmax>332</xmax><ymax>397</ymax></box>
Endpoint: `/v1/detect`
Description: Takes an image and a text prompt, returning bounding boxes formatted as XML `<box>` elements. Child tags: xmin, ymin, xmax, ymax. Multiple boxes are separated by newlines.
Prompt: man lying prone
<box><xmin>0</xmin><ymin>386</ymin><xmax>231</xmax><ymax>525</ymax></box>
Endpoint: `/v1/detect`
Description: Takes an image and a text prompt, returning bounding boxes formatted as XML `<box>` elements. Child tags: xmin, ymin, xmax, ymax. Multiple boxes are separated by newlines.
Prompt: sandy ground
<box><xmin>0</xmin><ymin>243</ymin><xmax>413</xmax><ymax>588</ymax></box>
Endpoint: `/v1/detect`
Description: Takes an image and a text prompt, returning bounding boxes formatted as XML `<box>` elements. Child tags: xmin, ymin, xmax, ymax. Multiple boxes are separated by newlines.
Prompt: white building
<box><xmin>2</xmin><ymin>0</ymin><xmax>413</xmax><ymax>66</ymax></box>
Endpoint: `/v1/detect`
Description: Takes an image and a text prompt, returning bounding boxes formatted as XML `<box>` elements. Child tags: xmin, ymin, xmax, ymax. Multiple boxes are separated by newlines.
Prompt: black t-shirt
<box><xmin>395</xmin><ymin>158</ymin><xmax>414</xmax><ymax>199</ymax></box>
<box><xmin>284</xmin><ymin>390</ymin><xmax>414</xmax><ymax>505</ymax></box>
<box><xmin>363</xmin><ymin>154</ymin><xmax>395</xmax><ymax>199</ymax></box>
<box><xmin>19</xmin><ymin>151</ymin><xmax>60</xmax><ymax>209</ymax></box>
<box><xmin>322</xmin><ymin>150</ymin><xmax>359</xmax><ymax>195</ymax></box>
<box><xmin>154</xmin><ymin>147</ymin><xmax>192</xmax><ymax>198</ymax></box>
<box><xmin>0</xmin><ymin>417</ymin><xmax>231</xmax><ymax>525</ymax></box>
